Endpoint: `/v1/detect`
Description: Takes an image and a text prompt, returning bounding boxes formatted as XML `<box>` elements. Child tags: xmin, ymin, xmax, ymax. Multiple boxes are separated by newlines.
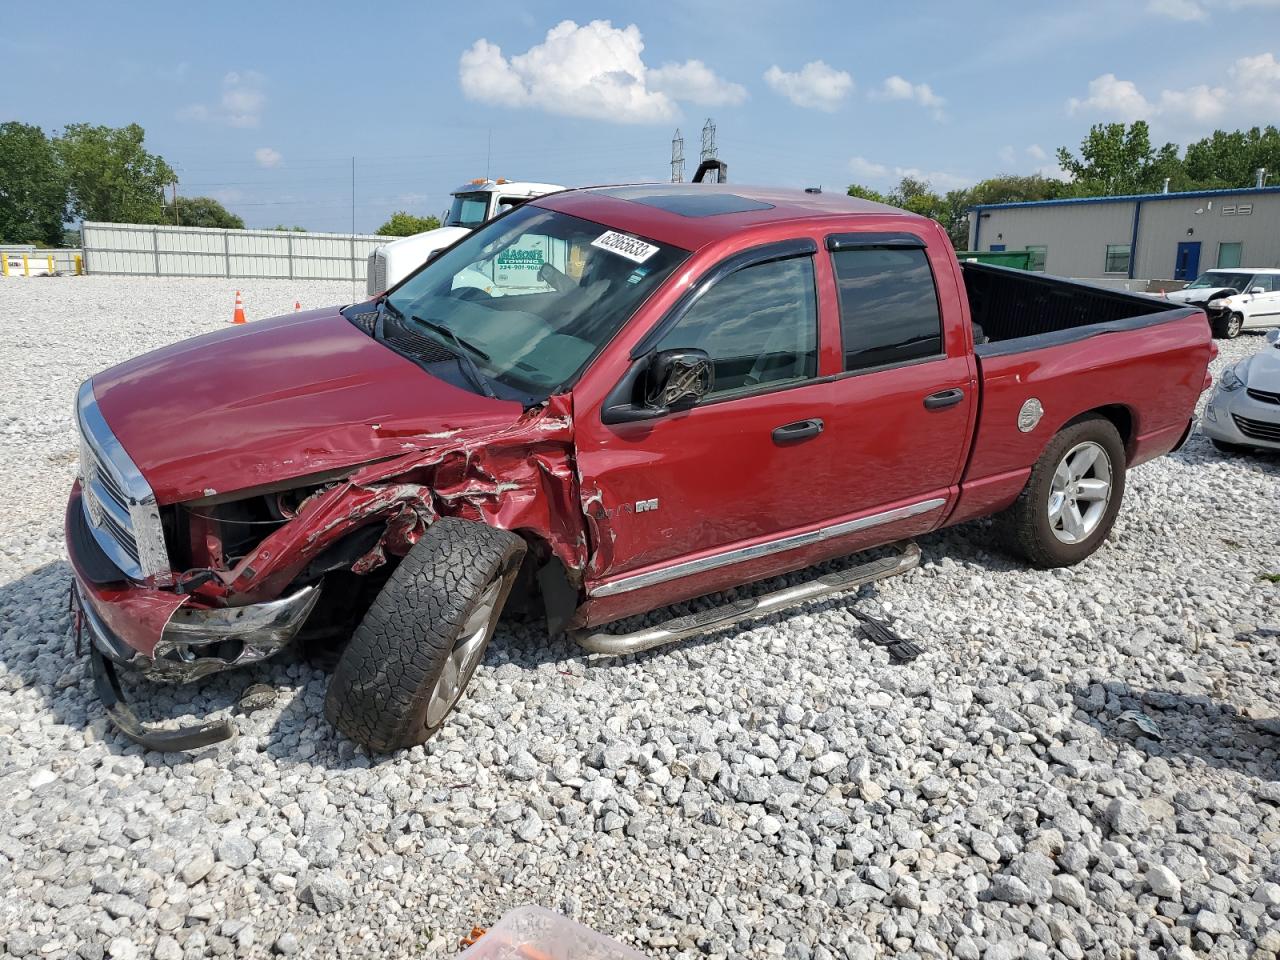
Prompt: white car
<box><xmin>1202</xmin><ymin>328</ymin><xmax>1280</xmax><ymax>453</ymax></box>
<box><xmin>366</xmin><ymin>179</ymin><xmax>564</xmax><ymax>296</ymax></box>
<box><xmin>1165</xmin><ymin>267</ymin><xmax>1280</xmax><ymax>339</ymax></box>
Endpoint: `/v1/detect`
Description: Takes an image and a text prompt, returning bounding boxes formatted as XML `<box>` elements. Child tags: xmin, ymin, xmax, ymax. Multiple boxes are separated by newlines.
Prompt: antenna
<box><xmin>670</xmin><ymin>128</ymin><xmax>685</xmax><ymax>183</ymax></box>
<box><xmin>699</xmin><ymin>118</ymin><xmax>719</xmax><ymax>184</ymax></box>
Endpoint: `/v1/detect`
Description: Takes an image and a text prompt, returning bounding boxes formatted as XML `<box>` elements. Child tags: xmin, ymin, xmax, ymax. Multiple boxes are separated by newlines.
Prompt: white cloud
<box><xmin>764</xmin><ymin>60</ymin><xmax>853</xmax><ymax>111</ymax></box>
<box><xmin>1027</xmin><ymin>144</ymin><xmax>1049</xmax><ymax>161</ymax></box>
<box><xmin>1146</xmin><ymin>0</ymin><xmax>1207</xmax><ymax>19</ymax></box>
<box><xmin>458</xmin><ymin>20</ymin><xmax>739</xmax><ymax>123</ymax></box>
<box><xmin>254</xmin><ymin>147</ymin><xmax>283</xmax><ymax>168</ymax></box>
<box><xmin>1067</xmin><ymin>54</ymin><xmax>1280</xmax><ymax>129</ymax></box>
<box><xmin>872</xmin><ymin>75</ymin><xmax>946</xmax><ymax>118</ymax></box>
<box><xmin>648</xmin><ymin>59</ymin><xmax>747</xmax><ymax>106</ymax></box>
<box><xmin>849</xmin><ymin>156</ymin><xmax>969</xmax><ymax>191</ymax></box>
<box><xmin>179</xmin><ymin>70</ymin><xmax>266</xmax><ymax>127</ymax></box>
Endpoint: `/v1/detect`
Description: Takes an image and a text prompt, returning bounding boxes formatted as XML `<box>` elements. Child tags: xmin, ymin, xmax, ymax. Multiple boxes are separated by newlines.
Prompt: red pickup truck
<box><xmin>68</xmin><ymin>184</ymin><xmax>1213</xmax><ymax>752</ymax></box>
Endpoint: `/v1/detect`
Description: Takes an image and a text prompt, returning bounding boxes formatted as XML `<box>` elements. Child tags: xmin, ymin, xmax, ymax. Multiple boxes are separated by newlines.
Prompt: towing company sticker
<box><xmin>591</xmin><ymin>230</ymin><xmax>659</xmax><ymax>264</ymax></box>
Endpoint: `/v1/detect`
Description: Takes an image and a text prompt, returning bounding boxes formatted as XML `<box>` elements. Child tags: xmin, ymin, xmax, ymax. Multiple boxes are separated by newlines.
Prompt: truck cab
<box><xmin>366</xmin><ymin>179</ymin><xmax>564</xmax><ymax>296</ymax></box>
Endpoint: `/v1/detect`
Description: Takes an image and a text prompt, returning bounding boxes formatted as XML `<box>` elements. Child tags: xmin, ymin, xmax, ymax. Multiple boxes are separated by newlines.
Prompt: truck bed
<box><xmin>961</xmin><ymin>262</ymin><xmax>1192</xmax><ymax>357</ymax></box>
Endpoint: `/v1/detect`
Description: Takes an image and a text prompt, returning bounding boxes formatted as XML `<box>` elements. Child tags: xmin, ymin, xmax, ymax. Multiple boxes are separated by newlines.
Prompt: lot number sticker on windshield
<box><xmin>591</xmin><ymin>230</ymin><xmax>659</xmax><ymax>264</ymax></box>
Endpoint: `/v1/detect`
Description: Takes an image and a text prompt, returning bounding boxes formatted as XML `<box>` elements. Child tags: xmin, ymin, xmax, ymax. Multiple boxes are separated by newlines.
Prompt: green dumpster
<box><xmin>956</xmin><ymin>249</ymin><xmax>1036</xmax><ymax>271</ymax></box>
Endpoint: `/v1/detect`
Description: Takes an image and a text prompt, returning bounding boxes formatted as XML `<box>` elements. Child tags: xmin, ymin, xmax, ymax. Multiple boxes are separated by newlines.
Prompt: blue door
<box><xmin>1175</xmin><ymin>242</ymin><xmax>1201</xmax><ymax>281</ymax></box>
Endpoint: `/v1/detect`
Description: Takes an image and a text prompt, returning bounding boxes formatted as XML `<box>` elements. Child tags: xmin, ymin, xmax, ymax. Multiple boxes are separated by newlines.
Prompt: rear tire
<box><xmin>324</xmin><ymin>518</ymin><xmax>525</xmax><ymax>752</ymax></box>
<box><xmin>997</xmin><ymin>415</ymin><xmax>1127</xmax><ymax>568</ymax></box>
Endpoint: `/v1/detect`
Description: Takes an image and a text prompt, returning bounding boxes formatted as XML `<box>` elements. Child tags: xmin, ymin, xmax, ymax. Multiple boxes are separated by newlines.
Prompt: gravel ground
<box><xmin>1</xmin><ymin>275</ymin><xmax>1279</xmax><ymax>960</ymax></box>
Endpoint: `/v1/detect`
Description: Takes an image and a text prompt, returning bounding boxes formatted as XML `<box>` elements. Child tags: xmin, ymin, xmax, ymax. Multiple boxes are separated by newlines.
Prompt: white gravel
<box><xmin>1</xmin><ymin>275</ymin><xmax>1279</xmax><ymax>960</ymax></box>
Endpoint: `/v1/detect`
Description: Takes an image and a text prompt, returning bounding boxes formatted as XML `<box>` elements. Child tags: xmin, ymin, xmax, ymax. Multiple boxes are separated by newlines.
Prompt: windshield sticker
<box><xmin>591</xmin><ymin>230</ymin><xmax>659</xmax><ymax>264</ymax></box>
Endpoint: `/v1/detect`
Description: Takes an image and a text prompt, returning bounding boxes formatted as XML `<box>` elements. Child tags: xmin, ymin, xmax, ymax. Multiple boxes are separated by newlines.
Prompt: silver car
<box><xmin>1203</xmin><ymin>328</ymin><xmax>1280</xmax><ymax>453</ymax></box>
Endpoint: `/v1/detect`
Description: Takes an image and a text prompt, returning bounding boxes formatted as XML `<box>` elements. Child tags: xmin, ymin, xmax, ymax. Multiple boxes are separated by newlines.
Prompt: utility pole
<box><xmin>670</xmin><ymin>128</ymin><xmax>684</xmax><ymax>183</ymax></box>
<box><xmin>171</xmin><ymin>181</ymin><xmax>180</xmax><ymax>225</ymax></box>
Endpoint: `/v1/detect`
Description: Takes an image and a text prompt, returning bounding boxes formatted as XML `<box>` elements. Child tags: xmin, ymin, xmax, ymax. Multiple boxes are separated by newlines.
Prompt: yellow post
<box><xmin>75</xmin><ymin>254</ymin><xmax>83</xmax><ymax>275</ymax></box>
<box><xmin>1</xmin><ymin>255</ymin><xmax>8</xmax><ymax>277</ymax></box>
<box><xmin>22</xmin><ymin>254</ymin><xmax>29</xmax><ymax>277</ymax></box>
<box><xmin>47</xmin><ymin>255</ymin><xmax>54</xmax><ymax>275</ymax></box>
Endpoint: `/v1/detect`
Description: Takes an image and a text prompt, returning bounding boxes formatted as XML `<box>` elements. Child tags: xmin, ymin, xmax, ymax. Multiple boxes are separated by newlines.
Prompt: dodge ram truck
<box><xmin>67</xmin><ymin>183</ymin><xmax>1214</xmax><ymax>752</ymax></box>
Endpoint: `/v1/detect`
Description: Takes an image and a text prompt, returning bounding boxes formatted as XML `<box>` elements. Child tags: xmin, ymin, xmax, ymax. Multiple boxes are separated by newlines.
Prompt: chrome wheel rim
<box><xmin>1228</xmin><ymin>315</ymin><xmax>1242</xmax><ymax>337</ymax></box>
<box><xmin>424</xmin><ymin>574</ymin><xmax>507</xmax><ymax>728</ymax></box>
<box><xmin>1047</xmin><ymin>440</ymin><xmax>1112</xmax><ymax>544</ymax></box>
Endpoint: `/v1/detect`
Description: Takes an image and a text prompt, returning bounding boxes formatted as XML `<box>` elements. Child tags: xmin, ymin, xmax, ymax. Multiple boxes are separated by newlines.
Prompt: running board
<box><xmin>572</xmin><ymin>542</ymin><xmax>920</xmax><ymax>656</ymax></box>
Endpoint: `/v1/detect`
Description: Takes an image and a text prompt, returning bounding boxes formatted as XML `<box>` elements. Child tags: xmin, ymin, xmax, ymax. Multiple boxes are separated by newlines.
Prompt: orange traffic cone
<box><xmin>232</xmin><ymin>290</ymin><xmax>246</xmax><ymax>324</ymax></box>
<box><xmin>294</xmin><ymin>300</ymin><xmax>301</xmax><ymax>312</ymax></box>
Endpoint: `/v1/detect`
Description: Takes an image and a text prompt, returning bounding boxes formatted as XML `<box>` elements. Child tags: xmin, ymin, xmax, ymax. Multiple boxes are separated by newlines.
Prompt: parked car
<box><xmin>67</xmin><ymin>183</ymin><xmax>1214</xmax><ymax>752</ymax></box>
<box><xmin>366</xmin><ymin>178</ymin><xmax>565</xmax><ymax>296</ymax></box>
<box><xmin>1165</xmin><ymin>267</ymin><xmax>1280</xmax><ymax>338</ymax></box>
<box><xmin>1202</xmin><ymin>328</ymin><xmax>1280</xmax><ymax>453</ymax></box>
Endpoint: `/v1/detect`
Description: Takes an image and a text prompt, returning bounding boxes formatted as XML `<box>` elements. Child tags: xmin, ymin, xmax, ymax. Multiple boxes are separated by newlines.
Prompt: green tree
<box><xmin>1056</xmin><ymin>121</ymin><xmax>1181</xmax><ymax>196</ymax></box>
<box><xmin>271</xmin><ymin>224</ymin><xmax>307</xmax><ymax>232</ymax></box>
<box><xmin>1183</xmin><ymin>126</ymin><xmax>1280</xmax><ymax>188</ymax></box>
<box><xmin>0</xmin><ymin>122</ymin><xmax>68</xmax><ymax>246</ymax></box>
<box><xmin>56</xmin><ymin>123</ymin><xmax>175</xmax><ymax>224</ymax></box>
<box><xmin>375</xmin><ymin>211</ymin><xmax>441</xmax><ymax>236</ymax></box>
<box><xmin>965</xmin><ymin>174</ymin><xmax>1067</xmax><ymax>206</ymax></box>
<box><xmin>161</xmin><ymin>195</ymin><xmax>244</xmax><ymax>229</ymax></box>
<box><xmin>846</xmin><ymin>183</ymin><xmax>889</xmax><ymax>204</ymax></box>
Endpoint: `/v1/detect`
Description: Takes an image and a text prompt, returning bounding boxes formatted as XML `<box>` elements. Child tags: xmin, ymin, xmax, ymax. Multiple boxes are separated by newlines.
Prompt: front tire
<box><xmin>1213</xmin><ymin>312</ymin><xmax>1244</xmax><ymax>339</ymax></box>
<box><xmin>324</xmin><ymin>518</ymin><xmax>526</xmax><ymax>752</ymax></box>
<box><xmin>997</xmin><ymin>416</ymin><xmax>1127</xmax><ymax>568</ymax></box>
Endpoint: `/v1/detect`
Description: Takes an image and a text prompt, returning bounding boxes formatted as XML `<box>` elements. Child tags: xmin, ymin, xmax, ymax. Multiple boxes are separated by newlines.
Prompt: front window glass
<box><xmin>653</xmin><ymin>256</ymin><xmax>818</xmax><ymax>397</ymax></box>
<box><xmin>386</xmin><ymin>206</ymin><xmax>688</xmax><ymax>399</ymax></box>
<box><xmin>1187</xmin><ymin>271</ymin><xmax>1251</xmax><ymax>290</ymax></box>
<box><xmin>445</xmin><ymin>193</ymin><xmax>491</xmax><ymax>228</ymax></box>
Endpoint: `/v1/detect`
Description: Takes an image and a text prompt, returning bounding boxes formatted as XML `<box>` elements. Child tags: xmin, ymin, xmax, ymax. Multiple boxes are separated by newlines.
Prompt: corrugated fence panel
<box><xmin>81</xmin><ymin>222</ymin><xmax>386</xmax><ymax>280</ymax></box>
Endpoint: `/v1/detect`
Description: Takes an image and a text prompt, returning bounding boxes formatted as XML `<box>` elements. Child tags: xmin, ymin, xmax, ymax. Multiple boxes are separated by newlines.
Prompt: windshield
<box><xmin>385</xmin><ymin>205</ymin><xmax>688</xmax><ymax>400</ymax></box>
<box><xmin>445</xmin><ymin>193</ymin><xmax>492</xmax><ymax>229</ymax></box>
<box><xmin>1187</xmin><ymin>271</ymin><xmax>1252</xmax><ymax>290</ymax></box>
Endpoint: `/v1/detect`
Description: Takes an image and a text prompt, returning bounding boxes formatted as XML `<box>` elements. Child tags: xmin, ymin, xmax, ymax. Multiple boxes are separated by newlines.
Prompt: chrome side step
<box><xmin>572</xmin><ymin>541</ymin><xmax>921</xmax><ymax>657</ymax></box>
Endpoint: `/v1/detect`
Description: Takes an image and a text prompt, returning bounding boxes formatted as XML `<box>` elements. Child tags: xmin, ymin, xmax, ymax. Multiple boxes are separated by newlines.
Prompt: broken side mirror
<box><xmin>645</xmin><ymin>349</ymin><xmax>713</xmax><ymax>410</ymax></box>
<box><xmin>601</xmin><ymin>349</ymin><xmax>714</xmax><ymax>424</ymax></box>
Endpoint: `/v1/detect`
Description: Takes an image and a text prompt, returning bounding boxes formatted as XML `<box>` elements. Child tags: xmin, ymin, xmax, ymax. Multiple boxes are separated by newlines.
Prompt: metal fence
<box><xmin>2</xmin><ymin>247</ymin><xmax>83</xmax><ymax>276</ymax></box>
<box><xmin>81</xmin><ymin>222</ymin><xmax>386</xmax><ymax>280</ymax></box>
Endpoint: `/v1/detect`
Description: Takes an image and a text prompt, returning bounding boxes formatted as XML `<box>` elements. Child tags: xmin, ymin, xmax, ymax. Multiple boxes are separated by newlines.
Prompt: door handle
<box><xmin>923</xmin><ymin>388</ymin><xmax>965</xmax><ymax>410</ymax></box>
<box><xmin>772</xmin><ymin>418</ymin><xmax>824</xmax><ymax>443</ymax></box>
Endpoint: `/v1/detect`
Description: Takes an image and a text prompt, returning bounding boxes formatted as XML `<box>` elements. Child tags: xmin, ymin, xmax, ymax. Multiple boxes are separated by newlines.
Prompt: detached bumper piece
<box><xmin>89</xmin><ymin>645</ymin><xmax>236</xmax><ymax>751</ymax></box>
<box><xmin>574</xmin><ymin>542</ymin><xmax>921</xmax><ymax>656</ymax></box>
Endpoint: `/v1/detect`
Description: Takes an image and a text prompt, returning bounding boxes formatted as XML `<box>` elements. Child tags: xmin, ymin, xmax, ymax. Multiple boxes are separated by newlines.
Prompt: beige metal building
<box><xmin>967</xmin><ymin>185</ymin><xmax>1280</xmax><ymax>282</ymax></box>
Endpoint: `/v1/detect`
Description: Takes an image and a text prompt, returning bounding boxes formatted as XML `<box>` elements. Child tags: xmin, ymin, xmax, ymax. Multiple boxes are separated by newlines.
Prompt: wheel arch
<box><xmin>1065</xmin><ymin>404</ymin><xmax>1136</xmax><ymax>463</ymax></box>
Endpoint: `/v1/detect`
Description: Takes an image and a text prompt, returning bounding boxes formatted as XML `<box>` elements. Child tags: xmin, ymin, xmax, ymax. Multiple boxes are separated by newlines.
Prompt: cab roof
<box><xmin>452</xmin><ymin>179</ymin><xmax>564</xmax><ymax>197</ymax></box>
<box><xmin>535</xmin><ymin>182</ymin><xmax>923</xmax><ymax>250</ymax></box>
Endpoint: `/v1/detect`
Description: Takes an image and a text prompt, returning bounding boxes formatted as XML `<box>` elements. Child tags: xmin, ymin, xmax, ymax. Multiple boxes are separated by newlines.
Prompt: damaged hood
<box><xmin>91</xmin><ymin>308</ymin><xmax>523</xmax><ymax>504</ymax></box>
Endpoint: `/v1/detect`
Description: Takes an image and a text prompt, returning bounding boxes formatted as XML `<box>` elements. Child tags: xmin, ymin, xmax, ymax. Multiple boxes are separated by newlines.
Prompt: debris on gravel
<box><xmin>1</xmin><ymin>277</ymin><xmax>1279</xmax><ymax>958</ymax></box>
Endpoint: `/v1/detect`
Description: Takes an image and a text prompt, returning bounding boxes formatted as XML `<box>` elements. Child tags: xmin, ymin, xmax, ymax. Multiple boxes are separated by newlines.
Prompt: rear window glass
<box><xmin>831</xmin><ymin>248</ymin><xmax>944</xmax><ymax>371</ymax></box>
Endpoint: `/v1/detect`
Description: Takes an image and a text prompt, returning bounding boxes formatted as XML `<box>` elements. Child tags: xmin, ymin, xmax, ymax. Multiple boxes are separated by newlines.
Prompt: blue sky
<box><xmin>7</xmin><ymin>0</ymin><xmax>1280</xmax><ymax>232</ymax></box>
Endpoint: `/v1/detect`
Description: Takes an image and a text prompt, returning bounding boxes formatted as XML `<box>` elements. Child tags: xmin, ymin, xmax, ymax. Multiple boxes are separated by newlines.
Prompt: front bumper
<box><xmin>1202</xmin><ymin>389</ymin><xmax>1280</xmax><ymax>449</ymax></box>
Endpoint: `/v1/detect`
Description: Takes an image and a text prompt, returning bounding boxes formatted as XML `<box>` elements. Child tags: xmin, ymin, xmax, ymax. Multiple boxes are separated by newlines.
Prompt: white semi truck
<box><xmin>366</xmin><ymin>178</ymin><xmax>565</xmax><ymax>296</ymax></box>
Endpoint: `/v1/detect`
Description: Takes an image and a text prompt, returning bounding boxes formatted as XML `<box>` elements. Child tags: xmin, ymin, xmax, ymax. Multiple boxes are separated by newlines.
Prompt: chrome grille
<box><xmin>367</xmin><ymin>249</ymin><xmax>387</xmax><ymax>297</ymax></box>
<box><xmin>76</xmin><ymin>380</ymin><xmax>170</xmax><ymax>581</ymax></box>
<box><xmin>1233</xmin><ymin>413</ymin><xmax>1280</xmax><ymax>442</ymax></box>
<box><xmin>1246</xmin><ymin>387</ymin><xmax>1280</xmax><ymax>406</ymax></box>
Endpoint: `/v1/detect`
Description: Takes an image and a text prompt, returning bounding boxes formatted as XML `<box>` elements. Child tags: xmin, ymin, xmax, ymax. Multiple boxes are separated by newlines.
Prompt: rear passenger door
<box><xmin>817</xmin><ymin>233</ymin><xmax>976</xmax><ymax>542</ymax></box>
<box><xmin>1244</xmin><ymin>274</ymin><xmax>1280</xmax><ymax>328</ymax></box>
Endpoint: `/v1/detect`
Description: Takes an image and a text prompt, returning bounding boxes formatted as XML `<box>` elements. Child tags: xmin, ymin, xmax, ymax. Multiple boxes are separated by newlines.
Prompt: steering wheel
<box><xmin>538</xmin><ymin>261</ymin><xmax>575</xmax><ymax>293</ymax></box>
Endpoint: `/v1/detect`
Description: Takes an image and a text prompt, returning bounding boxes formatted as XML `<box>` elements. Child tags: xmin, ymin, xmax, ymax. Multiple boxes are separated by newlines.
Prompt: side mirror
<box><xmin>645</xmin><ymin>349</ymin><xmax>713</xmax><ymax>410</ymax></box>
<box><xmin>1251</xmin><ymin>286</ymin><xmax>1266</xmax><ymax>295</ymax></box>
<box><xmin>1266</xmin><ymin>328</ymin><xmax>1280</xmax><ymax>345</ymax></box>
<box><xmin>601</xmin><ymin>349</ymin><xmax>714</xmax><ymax>424</ymax></box>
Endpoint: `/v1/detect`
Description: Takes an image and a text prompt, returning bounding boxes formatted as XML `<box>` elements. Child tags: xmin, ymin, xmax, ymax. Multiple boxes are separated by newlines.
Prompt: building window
<box><xmin>1104</xmin><ymin>244</ymin><xmax>1131</xmax><ymax>274</ymax></box>
<box><xmin>1026</xmin><ymin>245</ymin><xmax>1047</xmax><ymax>272</ymax></box>
<box><xmin>1217</xmin><ymin>242</ymin><xmax>1243</xmax><ymax>269</ymax></box>
<box><xmin>988</xmin><ymin>243</ymin><xmax>1006</xmax><ymax>252</ymax></box>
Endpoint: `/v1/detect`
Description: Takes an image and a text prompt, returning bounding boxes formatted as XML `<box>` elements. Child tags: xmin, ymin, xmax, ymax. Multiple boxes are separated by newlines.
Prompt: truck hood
<box><xmin>91</xmin><ymin>308</ymin><xmax>523</xmax><ymax>504</ymax></box>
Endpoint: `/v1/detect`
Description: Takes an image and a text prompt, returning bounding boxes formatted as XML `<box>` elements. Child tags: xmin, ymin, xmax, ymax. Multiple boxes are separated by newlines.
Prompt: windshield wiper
<box><xmin>412</xmin><ymin>315</ymin><xmax>496</xmax><ymax>399</ymax></box>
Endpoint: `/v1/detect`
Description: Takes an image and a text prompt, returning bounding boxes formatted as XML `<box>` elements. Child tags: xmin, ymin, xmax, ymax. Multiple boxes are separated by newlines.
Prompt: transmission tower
<box><xmin>670</xmin><ymin>128</ymin><xmax>684</xmax><ymax>183</ymax></box>
<box><xmin>700</xmin><ymin>118</ymin><xmax>717</xmax><ymax>162</ymax></box>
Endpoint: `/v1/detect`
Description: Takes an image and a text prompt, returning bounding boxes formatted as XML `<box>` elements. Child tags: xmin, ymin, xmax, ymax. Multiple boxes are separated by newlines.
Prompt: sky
<box><xmin>7</xmin><ymin>0</ymin><xmax>1280</xmax><ymax>233</ymax></box>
